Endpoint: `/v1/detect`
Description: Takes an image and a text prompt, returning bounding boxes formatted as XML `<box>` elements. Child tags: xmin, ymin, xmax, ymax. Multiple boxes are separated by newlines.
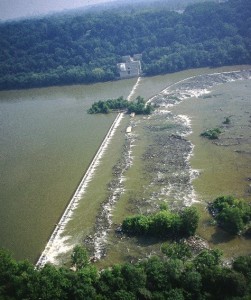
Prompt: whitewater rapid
<box><xmin>36</xmin><ymin>69</ymin><xmax>250</xmax><ymax>267</ymax></box>
<box><xmin>147</xmin><ymin>69</ymin><xmax>251</xmax><ymax>206</ymax></box>
<box><xmin>36</xmin><ymin>77</ymin><xmax>141</xmax><ymax>268</ymax></box>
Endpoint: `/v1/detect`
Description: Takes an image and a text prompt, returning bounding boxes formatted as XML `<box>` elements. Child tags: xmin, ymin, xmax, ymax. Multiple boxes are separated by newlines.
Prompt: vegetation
<box><xmin>71</xmin><ymin>245</ymin><xmax>89</xmax><ymax>271</ymax></box>
<box><xmin>209</xmin><ymin>195</ymin><xmax>251</xmax><ymax>235</ymax></box>
<box><xmin>223</xmin><ymin>116</ymin><xmax>231</xmax><ymax>125</ymax></box>
<box><xmin>0</xmin><ymin>246</ymin><xmax>251</xmax><ymax>299</ymax></box>
<box><xmin>127</xmin><ymin>96</ymin><xmax>155</xmax><ymax>115</ymax></box>
<box><xmin>88</xmin><ymin>96</ymin><xmax>154</xmax><ymax>115</ymax></box>
<box><xmin>0</xmin><ymin>0</ymin><xmax>250</xmax><ymax>90</ymax></box>
<box><xmin>161</xmin><ymin>241</ymin><xmax>192</xmax><ymax>260</ymax></box>
<box><xmin>200</xmin><ymin>127</ymin><xmax>222</xmax><ymax>139</ymax></box>
<box><xmin>122</xmin><ymin>206</ymin><xmax>199</xmax><ymax>238</ymax></box>
<box><xmin>88</xmin><ymin>96</ymin><xmax>129</xmax><ymax>114</ymax></box>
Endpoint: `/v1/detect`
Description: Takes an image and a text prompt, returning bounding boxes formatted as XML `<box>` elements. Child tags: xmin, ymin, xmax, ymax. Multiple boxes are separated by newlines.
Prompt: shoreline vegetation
<box><xmin>0</xmin><ymin>0</ymin><xmax>250</xmax><ymax>91</ymax></box>
<box><xmin>1</xmin><ymin>198</ymin><xmax>251</xmax><ymax>299</ymax></box>
<box><xmin>1</xmin><ymin>233</ymin><xmax>251</xmax><ymax>299</ymax></box>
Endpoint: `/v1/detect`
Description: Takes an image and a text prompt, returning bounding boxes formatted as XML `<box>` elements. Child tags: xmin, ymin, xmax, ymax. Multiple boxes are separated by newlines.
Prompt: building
<box><xmin>117</xmin><ymin>54</ymin><xmax>142</xmax><ymax>79</ymax></box>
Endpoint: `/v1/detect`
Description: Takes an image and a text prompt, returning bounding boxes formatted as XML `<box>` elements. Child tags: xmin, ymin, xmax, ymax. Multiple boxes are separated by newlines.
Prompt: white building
<box><xmin>117</xmin><ymin>54</ymin><xmax>142</xmax><ymax>79</ymax></box>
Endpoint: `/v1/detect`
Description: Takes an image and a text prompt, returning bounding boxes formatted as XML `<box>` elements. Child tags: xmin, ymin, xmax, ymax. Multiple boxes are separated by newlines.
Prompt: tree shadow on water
<box><xmin>210</xmin><ymin>227</ymin><xmax>235</xmax><ymax>245</ymax></box>
<box><xmin>136</xmin><ymin>236</ymin><xmax>160</xmax><ymax>247</ymax></box>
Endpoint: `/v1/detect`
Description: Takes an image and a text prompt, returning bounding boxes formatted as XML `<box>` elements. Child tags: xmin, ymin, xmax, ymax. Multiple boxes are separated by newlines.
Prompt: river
<box><xmin>0</xmin><ymin>80</ymin><xmax>135</xmax><ymax>262</ymax></box>
<box><xmin>0</xmin><ymin>66</ymin><xmax>250</xmax><ymax>264</ymax></box>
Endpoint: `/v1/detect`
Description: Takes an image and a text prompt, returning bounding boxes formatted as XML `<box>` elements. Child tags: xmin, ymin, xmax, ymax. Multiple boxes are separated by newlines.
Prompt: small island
<box><xmin>200</xmin><ymin>128</ymin><xmax>222</xmax><ymax>140</ymax></box>
<box><xmin>88</xmin><ymin>96</ymin><xmax>154</xmax><ymax>115</ymax></box>
<box><xmin>122</xmin><ymin>206</ymin><xmax>199</xmax><ymax>239</ymax></box>
<box><xmin>208</xmin><ymin>195</ymin><xmax>251</xmax><ymax>235</ymax></box>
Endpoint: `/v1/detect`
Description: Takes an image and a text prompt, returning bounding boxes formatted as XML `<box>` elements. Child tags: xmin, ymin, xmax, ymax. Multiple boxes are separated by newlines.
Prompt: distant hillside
<box><xmin>0</xmin><ymin>0</ymin><xmax>250</xmax><ymax>90</ymax></box>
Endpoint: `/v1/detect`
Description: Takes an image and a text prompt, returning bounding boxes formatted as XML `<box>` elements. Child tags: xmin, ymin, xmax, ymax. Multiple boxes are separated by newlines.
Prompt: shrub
<box><xmin>210</xmin><ymin>196</ymin><xmax>251</xmax><ymax>235</ymax></box>
<box><xmin>122</xmin><ymin>207</ymin><xmax>199</xmax><ymax>239</ymax></box>
<box><xmin>200</xmin><ymin>128</ymin><xmax>221</xmax><ymax>139</ymax></box>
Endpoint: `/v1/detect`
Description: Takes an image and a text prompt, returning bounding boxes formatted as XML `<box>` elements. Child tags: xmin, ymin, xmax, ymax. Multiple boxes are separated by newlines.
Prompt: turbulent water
<box><xmin>36</xmin><ymin>69</ymin><xmax>251</xmax><ymax>266</ymax></box>
<box><xmin>36</xmin><ymin>78</ymin><xmax>141</xmax><ymax>266</ymax></box>
<box><xmin>143</xmin><ymin>70</ymin><xmax>251</xmax><ymax>207</ymax></box>
<box><xmin>36</xmin><ymin>113</ymin><xmax>124</xmax><ymax>267</ymax></box>
<box><xmin>91</xmin><ymin>71</ymin><xmax>251</xmax><ymax>258</ymax></box>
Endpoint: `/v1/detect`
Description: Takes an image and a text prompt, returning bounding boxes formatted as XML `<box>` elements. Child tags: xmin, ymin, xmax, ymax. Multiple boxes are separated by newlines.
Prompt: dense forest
<box><xmin>1</xmin><ymin>245</ymin><xmax>251</xmax><ymax>299</ymax></box>
<box><xmin>0</xmin><ymin>0</ymin><xmax>250</xmax><ymax>90</ymax></box>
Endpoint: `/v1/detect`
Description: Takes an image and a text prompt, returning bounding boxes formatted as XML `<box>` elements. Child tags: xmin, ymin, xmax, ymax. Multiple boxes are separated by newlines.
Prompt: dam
<box><xmin>36</xmin><ymin>78</ymin><xmax>141</xmax><ymax>267</ymax></box>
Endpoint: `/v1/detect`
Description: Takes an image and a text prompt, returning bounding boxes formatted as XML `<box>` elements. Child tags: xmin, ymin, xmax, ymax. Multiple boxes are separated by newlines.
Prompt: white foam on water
<box><xmin>148</xmin><ymin>69</ymin><xmax>251</xmax><ymax>107</ymax></box>
<box><xmin>36</xmin><ymin>112</ymin><xmax>124</xmax><ymax>268</ymax></box>
<box><xmin>92</xmin><ymin>132</ymin><xmax>136</xmax><ymax>260</ymax></box>
<box><xmin>91</xmin><ymin>79</ymin><xmax>142</xmax><ymax>260</ymax></box>
<box><xmin>37</xmin><ymin>71</ymin><xmax>250</xmax><ymax>267</ymax></box>
<box><xmin>127</xmin><ymin>77</ymin><xmax>141</xmax><ymax>101</ymax></box>
<box><xmin>37</xmin><ymin>77</ymin><xmax>142</xmax><ymax>267</ymax></box>
<box><xmin>151</xmin><ymin>70</ymin><xmax>251</xmax><ymax>207</ymax></box>
<box><xmin>176</xmin><ymin>114</ymin><xmax>192</xmax><ymax>137</ymax></box>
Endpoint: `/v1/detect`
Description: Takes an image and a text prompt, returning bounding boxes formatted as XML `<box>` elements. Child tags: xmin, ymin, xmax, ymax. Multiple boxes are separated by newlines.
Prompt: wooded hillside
<box><xmin>0</xmin><ymin>0</ymin><xmax>250</xmax><ymax>90</ymax></box>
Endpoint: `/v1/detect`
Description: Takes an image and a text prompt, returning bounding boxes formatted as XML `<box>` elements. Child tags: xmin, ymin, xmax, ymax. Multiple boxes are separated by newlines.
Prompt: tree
<box><xmin>121</xmin><ymin>263</ymin><xmax>146</xmax><ymax>293</ymax></box>
<box><xmin>0</xmin><ymin>249</ymin><xmax>18</xmax><ymax>298</ymax></box>
<box><xmin>181</xmin><ymin>270</ymin><xmax>202</xmax><ymax>298</ymax></box>
<box><xmin>150</xmin><ymin>210</ymin><xmax>180</xmax><ymax>238</ymax></box>
<box><xmin>216</xmin><ymin>207</ymin><xmax>244</xmax><ymax>234</ymax></box>
<box><xmin>0</xmin><ymin>248</ymin><xmax>250</xmax><ymax>299</ymax></box>
<box><xmin>144</xmin><ymin>256</ymin><xmax>169</xmax><ymax>291</ymax></box>
<box><xmin>179</xmin><ymin>207</ymin><xmax>199</xmax><ymax>237</ymax></box>
<box><xmin>210</xmin><ymin>196</ymin><xmax>251</xmax><ymax>235</ymax></box>
<box><xmin>194</xmin><ymin>249</ymin><xmax>222</xmax><ymax>271</ymax></box>
<box><xmin>122</xmin><ymin>206</ymin><xmax>199</xmax><ymax>238</ymax></box>
<box><xmin>113</xmin><ymin>290</ymin><xmax>136</xmax><ymax>300</ymax></box>
<box><xmin>233</xmin><ymin>255</ymin><xmax>251</xmax><ymax>279</ymax></box>
<box><xmin>161</xmin><ymin>242</ymin><xmax>192</xmax><ymax>260</ymax></box>
<box><xmin>122</xmin><ymin>215</ymin><xmax>151</xmax><ymax>235</ymax></box>
<box><xmin>71</xmin><ymin>245</ymin><xmax>89</xmax><ymax>271</ymax></box>
<box><xmin>35</xmin><ymin>264</ymin><xmax>67</xmax><ymax>300</ymax></box>
<box><xmin>217</xmin><ymin>269</ymin><xmax>247</xmax><ymax>298</ymax></box>
<box><xmin>0</xmin><ymin>0</ymin><xmax>250</xmax><ymax>90</ymax></box>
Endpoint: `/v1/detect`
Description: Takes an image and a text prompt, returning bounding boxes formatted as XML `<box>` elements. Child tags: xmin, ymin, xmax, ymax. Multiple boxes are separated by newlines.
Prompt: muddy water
<box><xmin>0</xmin><ymin>79</ymin><xmax>136</xmax><ymax>262</ymax></box>
<box><xmin>1</xmin><ymin>66</ymin><xmax>250</xmax><ymax>264</ymax></box>
<box><xmin>90</xmin><ymin>68</ymin><xmax>251</xmax><ymax>268</ymax></box>
<box><xmin>172</xmin><ymin>77</ymin><xmax>251</xmax><ymax>257</ymax></box>
<box><xmin>53</xmin><ymin>68</ymin><xmax>226</xmax><ymax>265</ymax></box>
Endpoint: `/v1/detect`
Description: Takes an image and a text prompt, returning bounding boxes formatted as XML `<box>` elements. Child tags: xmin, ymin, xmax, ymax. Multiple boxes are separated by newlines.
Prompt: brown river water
<box><xmin>0</xmin><ymin>66</ymin><xmax>250</xmax><ymax>264</ymax></box>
